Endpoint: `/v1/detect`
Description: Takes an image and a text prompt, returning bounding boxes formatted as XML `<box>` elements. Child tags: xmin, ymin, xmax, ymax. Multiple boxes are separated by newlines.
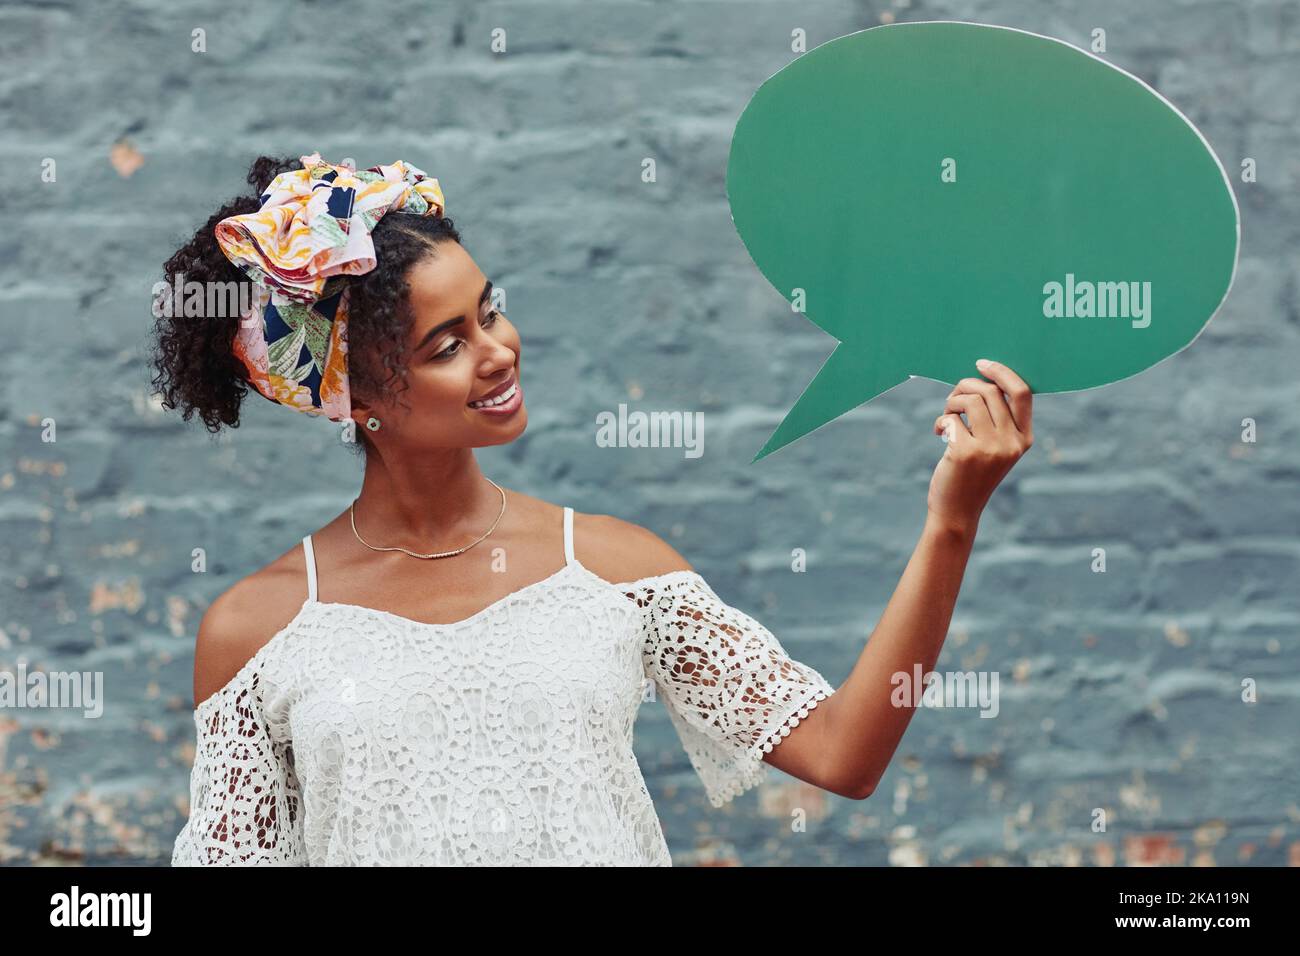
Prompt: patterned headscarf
<box><xmin>214</xmin><ymin>152</ymin><xmax>447</xmax><ymax>421</ymax></box>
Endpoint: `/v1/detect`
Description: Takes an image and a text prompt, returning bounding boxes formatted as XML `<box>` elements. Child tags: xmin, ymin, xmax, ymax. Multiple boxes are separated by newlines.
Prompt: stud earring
<box><xmin>366</xmin><ymin>417</ymin><xmax>382</xmax><ymax>431</ymax></box>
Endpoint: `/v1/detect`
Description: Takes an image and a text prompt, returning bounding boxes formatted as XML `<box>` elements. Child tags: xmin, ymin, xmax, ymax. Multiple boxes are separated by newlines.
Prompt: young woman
<box><xmin>153</xmin><ymin>153</ymin><xmax>1034</xmax><ymax>866</ymax></box>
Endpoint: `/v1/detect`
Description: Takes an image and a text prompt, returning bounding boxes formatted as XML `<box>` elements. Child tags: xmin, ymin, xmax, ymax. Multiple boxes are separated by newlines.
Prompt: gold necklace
<box><xmin>349</xmin><ymin>479</ymin><xmax>507</xmax><ymax>559</ymax></box>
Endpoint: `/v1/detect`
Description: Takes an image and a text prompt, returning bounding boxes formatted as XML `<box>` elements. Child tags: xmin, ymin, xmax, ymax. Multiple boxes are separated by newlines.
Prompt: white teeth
<box><xmin>469</xmin><ymin>382</ymin><xmax>518</xmax><ymax>408</ymax></box>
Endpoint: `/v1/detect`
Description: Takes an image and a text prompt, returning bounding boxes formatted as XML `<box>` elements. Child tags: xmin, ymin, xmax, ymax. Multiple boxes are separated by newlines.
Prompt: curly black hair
<box><xmin>148</xmin><ymin>154</ymin><xmax>463</xmax><ymax>457</ymax></box>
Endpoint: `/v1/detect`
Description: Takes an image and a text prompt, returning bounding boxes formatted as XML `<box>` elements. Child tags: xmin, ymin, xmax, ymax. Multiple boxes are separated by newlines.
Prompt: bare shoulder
<box><xmin>569</xmin><ymin>509</ymin><xmax>695</xmax><ymax>584</ymax></box>
<box><xmin>192</xmin><ymin>540</ymin><xmax>312</xmax><ymax>709</ymax></box>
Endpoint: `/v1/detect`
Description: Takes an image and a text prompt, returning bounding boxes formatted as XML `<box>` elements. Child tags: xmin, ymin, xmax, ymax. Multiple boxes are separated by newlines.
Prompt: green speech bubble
<box><xmin>728</xmin><ymin>22</ymin><xmax>1240</xmax><ymax>462</ymax></box>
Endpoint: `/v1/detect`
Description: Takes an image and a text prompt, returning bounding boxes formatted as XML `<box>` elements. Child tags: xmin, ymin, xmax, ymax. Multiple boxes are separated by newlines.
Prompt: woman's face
<box><xmin>353</xmin><ymin>241</ymin><xmax>527</xmax><ymax>450</ymax></box>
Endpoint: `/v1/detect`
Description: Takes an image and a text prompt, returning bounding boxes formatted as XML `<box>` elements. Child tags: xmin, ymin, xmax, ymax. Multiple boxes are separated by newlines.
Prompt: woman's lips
<box><xmin>468</xmin><ymin>373</ymin><xmax>516</xmax><ymax>404</ymax></box>
<box><xmin>467</xmin><ymin>380</ymin><xmax>522</xmax><ymax>415</ymax></box>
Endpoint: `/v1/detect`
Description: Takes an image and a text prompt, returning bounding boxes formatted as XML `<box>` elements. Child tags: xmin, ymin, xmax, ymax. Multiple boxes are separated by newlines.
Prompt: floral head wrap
<box><xmin>214</xmin><ymin>152</ymin><xmax>447</xmax><ymax>421</ymax></box>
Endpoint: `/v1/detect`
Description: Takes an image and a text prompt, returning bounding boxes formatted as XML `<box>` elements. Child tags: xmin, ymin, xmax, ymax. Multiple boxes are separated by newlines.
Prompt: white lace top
<box><xmin>171</xmin><ymin>506</ymin><xmax>837</xmax><ymax>866</ymax></box>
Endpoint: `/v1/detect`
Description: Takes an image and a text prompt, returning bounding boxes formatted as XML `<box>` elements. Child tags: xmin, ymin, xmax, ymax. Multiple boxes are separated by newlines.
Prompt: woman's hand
<box><xmin>927</xmin><ymin>359</ymin><xmax>1034</xmax><ymax>537</ymax></box>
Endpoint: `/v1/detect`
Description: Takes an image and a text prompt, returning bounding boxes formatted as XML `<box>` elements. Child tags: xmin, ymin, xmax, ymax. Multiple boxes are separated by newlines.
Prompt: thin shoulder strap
<box><xmin>302</xmin><ymin>534</ymin><xmax>319</xmax><ymax>602</ymax></box>
<box><xmin>562</xmin><ymin>506</ymin><xmax>576</xmax><ymax>566</ymax></box>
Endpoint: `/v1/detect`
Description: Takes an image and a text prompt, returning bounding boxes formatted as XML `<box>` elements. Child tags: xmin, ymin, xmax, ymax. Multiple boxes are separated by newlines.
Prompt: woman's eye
<box><xmin>432</xmin><ymin>311</ymin><xmax>505</xmax><ymax>360</ymax></box>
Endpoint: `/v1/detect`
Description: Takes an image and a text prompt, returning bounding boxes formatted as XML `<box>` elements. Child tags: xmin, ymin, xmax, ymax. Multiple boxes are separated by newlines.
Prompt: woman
<box><xmin>153</xmin><ymin>153</ymin><xmax>1034</xmax><ymax>866</ymax></box>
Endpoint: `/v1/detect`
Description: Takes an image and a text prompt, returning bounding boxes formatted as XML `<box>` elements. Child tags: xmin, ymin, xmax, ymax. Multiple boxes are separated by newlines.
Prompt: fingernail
<box><xmin>976</xmin><ymin>359</ymin><xmax>992</xmax><ymax>369</ymax></box>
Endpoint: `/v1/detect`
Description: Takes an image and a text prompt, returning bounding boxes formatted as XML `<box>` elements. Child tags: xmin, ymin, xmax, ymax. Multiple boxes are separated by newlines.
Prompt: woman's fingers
<box><xmin>939</xmin><ymin>360</ymin><xmax>1036</xmax><ymax>454</ymax></box>
<box><xmin>972</xmin><ymin>359</ymin><xmax>1034</xmax><ymax>441</ymax></box>
<box><xmin>947</xmin><ymin>376</ymin><xmax>1011</xmax><ymax>431</ymax></box>
<box><xmin>934</xmin><ymin>412</ymin><xmax>971</xmax><ymax>444</ymax></box>
<box><xmin>943</xmin><ymin>392</ymin><xmax>994</xmax><ymax>436</ymax></box>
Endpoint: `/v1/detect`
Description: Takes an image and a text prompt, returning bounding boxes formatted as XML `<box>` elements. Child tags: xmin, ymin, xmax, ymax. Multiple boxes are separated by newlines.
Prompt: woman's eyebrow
<box><xmin>413</xmin><ymin>279</ymin><xmax>493</xmax><ymax>352</ymax></box>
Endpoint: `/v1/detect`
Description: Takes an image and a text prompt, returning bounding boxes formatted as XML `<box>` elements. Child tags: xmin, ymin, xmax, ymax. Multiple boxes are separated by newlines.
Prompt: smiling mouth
<box><xmin>467</xmin><ymin>375</ymin><xmax>519</xmax><ymax>409</ymax></box>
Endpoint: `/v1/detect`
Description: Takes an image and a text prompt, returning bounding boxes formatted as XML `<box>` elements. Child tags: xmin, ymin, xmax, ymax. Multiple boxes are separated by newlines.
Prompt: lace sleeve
<box><xmin>172</xmin><ymin>668</ymin><xmax>306</xmax><ymax>866</ymax></box>
<box><xmin>625</xmin><ymin>571</ymin><xmax>837</xmax><ymax>808</ymax></box>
